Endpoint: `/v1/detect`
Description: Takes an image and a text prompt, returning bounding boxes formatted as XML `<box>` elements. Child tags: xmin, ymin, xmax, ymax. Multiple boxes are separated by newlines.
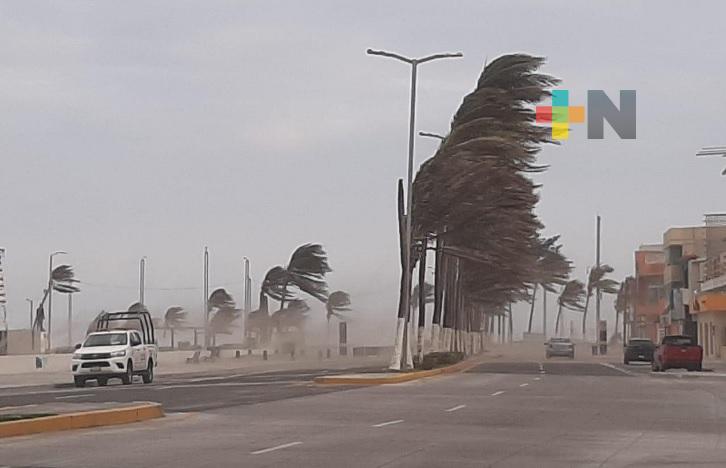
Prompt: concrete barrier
<box><xmin>0</xmin><ymin>403</ymin><xmax>164</xmax><ymax>438</ymax></box>
<box><xmin>314</xmin><ymin>358</ymin><xmax>476</xmax><ymax>385</ymax></box>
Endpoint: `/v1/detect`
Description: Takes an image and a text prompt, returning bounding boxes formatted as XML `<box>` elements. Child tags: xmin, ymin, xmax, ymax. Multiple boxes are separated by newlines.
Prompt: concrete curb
<box><xmin>314</xmin><ymin>358</ymin><xmax>477</xmax><ymax>385</ymax></box>
<box><xmin>0</xmin><ymin>403</ymin><xmax>164</xmax><ymax>439</ymax></box>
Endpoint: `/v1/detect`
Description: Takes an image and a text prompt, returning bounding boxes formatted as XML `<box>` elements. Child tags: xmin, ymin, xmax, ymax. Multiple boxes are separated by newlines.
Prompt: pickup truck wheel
<box><xmin>74</xmin><ymin>376</ymin><xmax>85</xmax><ymax>388</ymax></box>
<box><xmin>651</xmin><ymin>361</ymin><xmax>659</xmax><ymax>372</ymax></box>
<box><xmin>97</xmin><ymin>377</ymin><xmax>108</xmax><ymax>386</ymax></box>
<box><xmin>142</xmin><ymin>360</ymin><xmax>154</xmax><ymax>384</ymax></box>
<box><xmin>122</xmin><ymin>361</ymin><xmax>133</xmax><ymax>385</ymax></box>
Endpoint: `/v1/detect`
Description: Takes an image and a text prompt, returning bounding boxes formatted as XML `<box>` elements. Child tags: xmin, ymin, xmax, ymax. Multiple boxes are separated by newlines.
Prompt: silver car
<box><xmin>546</xmin><ymin>337</ymin><xmax>575</xmax><ymax>359</ymax></box>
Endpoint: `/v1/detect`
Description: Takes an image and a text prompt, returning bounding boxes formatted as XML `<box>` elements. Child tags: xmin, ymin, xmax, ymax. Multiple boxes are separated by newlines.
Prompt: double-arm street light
<box><xmin>47</xmin><ymin>250</ymin><xmax>67</xmax><ymax>351</ymax></box>
<box><xmin>697</xmin><ymin>145</ymin><xmax>726</xmax><ymax>174</ymax></box>
<box><xmin>367</xmin><ymin>48</ymin><xmax>462</xmax><ymax>369</ymax></box>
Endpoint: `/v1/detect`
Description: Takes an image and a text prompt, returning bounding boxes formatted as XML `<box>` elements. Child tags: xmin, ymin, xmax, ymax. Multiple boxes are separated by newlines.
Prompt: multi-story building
<box><xmin>662</xmin><ymin>216</ymin><xmax>726</xmax><ymax>342</ymax></box>
<box><xmin>692</xmin><ymin>252</ymin><xmax>726</xmax><ymax>359</ymax></box>
<box><xmin>631</xmin><ymin>245</ymin><xmax>665</xmax><ymax>342</ymax></box>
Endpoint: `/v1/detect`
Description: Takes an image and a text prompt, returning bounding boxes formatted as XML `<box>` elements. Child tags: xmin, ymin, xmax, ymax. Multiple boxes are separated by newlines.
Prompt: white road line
<box><xmin>250</xmin><ymin>441</ymin><xmax>302</xmax><ymax>455</ymax></box>
<box><xmin>55</xmin><ymin>394</ymin><xmax>94</xmax><ymax>400</ymax></box>
<box><xmin>519</xmin><ymin>383</ymin><xmax>529</xmax><ymax>387</ymax></box>
<box><xmin>533</xmin><ymin>377</ymin><xmax>541</xmax><ymax>381</ymax></box>
<box><xmin>538</xmin><ymin>362</ymin><xmax>545</xmax><ymax>374</ymax></box>
<box><xmin>372</xmin><ymin>419</ymin><xmax>404</xmax><ymax>428</ymax></box>
<box><xmin>445</xmin><ymin>404</ymin><xmax>466</xmax><ymax>412</ymax></box>
<box><xmin>0</xmin><ymin>404</ymin><xmax>38</xmax><ymax>411</ymax></box>
<box><xmin>491</xmin><ymin>391</ymin><xmax>505</xmax><ymax>396</ymax></box>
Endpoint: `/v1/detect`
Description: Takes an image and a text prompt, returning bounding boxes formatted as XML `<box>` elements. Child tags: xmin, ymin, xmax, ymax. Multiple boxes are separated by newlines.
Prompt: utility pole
<box><xmin>595</xmin><ymin>215</ymin><xmax>602</xmax><ymax>353</ymax></box>
<box><xmin>203</xmin><ymin>247</ymin><xmax>209</xmax><ymax>348</ymax></box>
<box><xmin>367</xmin><ymin>48</ymin><xmax>462</xmax><ymax>370</ymax></box>
<box><xmin>139</xmin><ymin>256</ymin><xmax>146</xmax><ymax>306</ymax></box>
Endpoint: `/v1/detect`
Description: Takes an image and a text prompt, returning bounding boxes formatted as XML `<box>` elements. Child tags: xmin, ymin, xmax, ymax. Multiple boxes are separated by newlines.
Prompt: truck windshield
<box><xmin>83</xmin><ymin>333</ymin><xmax>127</xmax><ymax>347</ymax></box>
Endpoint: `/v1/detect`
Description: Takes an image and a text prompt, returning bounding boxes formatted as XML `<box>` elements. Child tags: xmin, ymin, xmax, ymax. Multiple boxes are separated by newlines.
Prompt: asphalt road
<box><xmin>4</xmin><ymin>359</ymin><xmax>726</xmax><ymax>467</ymax></box>
<box><xmin>0</xmin><ymin>366</ymin><xmax>380</xmax><ymax>412</ymax></box>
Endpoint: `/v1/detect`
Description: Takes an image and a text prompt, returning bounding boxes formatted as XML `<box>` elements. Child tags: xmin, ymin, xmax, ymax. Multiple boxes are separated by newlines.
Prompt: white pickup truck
<box><xmin>71</xmin><ymin>310</ymin><xmax>158</xmax><ymax>387</ymax></box>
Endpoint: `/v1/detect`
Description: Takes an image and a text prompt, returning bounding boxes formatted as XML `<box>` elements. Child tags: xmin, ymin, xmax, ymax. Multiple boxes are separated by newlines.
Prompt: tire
<box><xmin>74</xmin><ymin>376</ymin><xmax>85</xmax><ymax>388</ymax></box>
<box><xmin>624</xmin><ymin>358</ymin><xmax>630</xmax><ymax>365</ymax></box>
<box><xmin>651</xmin><ymin>361</ymin><xmax>659</xmax><ymax>372</ymax></box>
<box><xmin>121</xmin><ymin>360</ymin><xmax>133</xmax><ymax>385</ymax></box>
<box><xmin>696</xmin><ymin>363</ymin><xmax>702</xmax><ymax>372</ymax></box>
<box><xmin>97</xmin><ymin>377</ymin><xmax>108</xmax><ymax>386</ymax></box>
<box><xmin>142</xmin><ymin>359</ymin><xmax>154</xmax><ymax>384</ymax></box>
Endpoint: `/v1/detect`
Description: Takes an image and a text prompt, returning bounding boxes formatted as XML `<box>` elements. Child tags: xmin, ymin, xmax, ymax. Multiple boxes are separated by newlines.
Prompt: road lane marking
<box><xmin>445</xmin><ymin>404</ymin><xmax>466</xmax><ymax>412</ymax></box>
<box><xmin>519</xmin><ymin>383</ymin><xmax>529</xmax><ymax>387</ymax></box>
<box><xmin>0</xmin><ymin>404</ymin><xmax>38</xmax><ymax>411</ymax></box>
<box><xmin>533</xmin><ymin>377</ymin><xmax>541</xmax><ymax>381</ymax></box>
<box><xmin>538</xmin><ymin>362</ymin><xmax>545</xmax><ymax>374</ymax></box>
<box><xmin>372</xmin><ymin>419</ymin><xmax>404</xmax><ymax>427</ymax></box>
<box><xmin>251</xmin><ymin>441</ymin><xmax>302</xmax><ymax>455</ymax></box>
<box><xmin>491</xmin><ymin>391</ymin><xmax>505</xmax><ymax>396</ymax></box>
<box><xmin>55</xmin><ymin>393</ymin><xmax>94</xmax><ymax>400</ymax></box>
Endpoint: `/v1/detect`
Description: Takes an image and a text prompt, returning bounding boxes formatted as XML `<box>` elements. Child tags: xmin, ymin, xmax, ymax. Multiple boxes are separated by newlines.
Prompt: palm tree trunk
<box><xmin>613</xmin><ymin>309</ymin><xmax>620</xmax><ymax>342</ymax></box>
<box><xmin>416</xmin><ymin>243</ymin><xmax>426</xmax><ymax>362</ymax></box>
<box><xmin>390</xmin><ymin>179</ymin><xmax>412</xmax><ymax>370</ymax></box>
<box><xmin>171</xmin><ymin>328</ymin><xmax>175</xmax><ymax>349</ymax></box>
<box><xmin>527</xmin><ymin>284</ymin><xmax>538</xmax><ymax>333</ymax></box>
<box><xmin>555</xmin><ymin>304</ymin><xmax>563</xmax><ymax>335</ymax></box>
<box><xmin>431</xmin><ymin>236</ymin><xmax>445</xmax><ymax>351</ymax></box>
<box><xmin>582</xmin><ymin>294</ymin><xmax>591</xmax><ymax>340</ymax></box>
<box><xmin>508</xmin><ymin>303</ymin><xmax>513</xmax><ymax>343</ymax></box>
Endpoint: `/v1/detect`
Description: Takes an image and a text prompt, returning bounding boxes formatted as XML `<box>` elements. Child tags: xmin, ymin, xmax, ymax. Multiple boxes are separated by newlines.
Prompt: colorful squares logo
<box><xmin>536</xmin><ymin>90</ymin><xmax>585</xmax><ymax>140</ymax></box>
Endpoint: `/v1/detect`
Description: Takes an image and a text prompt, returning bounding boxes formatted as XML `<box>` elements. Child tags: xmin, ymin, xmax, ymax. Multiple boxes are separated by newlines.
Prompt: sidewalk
<box><xmin>0</xmin><ymin>350</ymin><xmax>390</xmax><ymax>388</ymax></box>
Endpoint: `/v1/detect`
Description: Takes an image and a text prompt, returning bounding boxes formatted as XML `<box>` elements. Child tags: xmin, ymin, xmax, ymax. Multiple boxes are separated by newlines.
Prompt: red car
<box><xmin>652</xmin><ymin>335</ymin><xmax>703</xmax><ymax>372</ymax></box>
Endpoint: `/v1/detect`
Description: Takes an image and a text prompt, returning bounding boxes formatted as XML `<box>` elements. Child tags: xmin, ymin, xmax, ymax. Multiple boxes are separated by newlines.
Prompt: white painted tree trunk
<box><xmin>416</xmin><ymin>325</ymin><xmax>425</xmax><ymax>362</ymax></box>
<box><xmin>431</xmin><ymin>324</ymin><xmax>441</xmax><ymax>352</ymax></box>
<box><xmin>389</xmin><ymin>317</ymin><xmax>406</xmax><ymax>371</ymax></box>
<box><xmin>404</xmin><ymin>319</ymin><xmax>414</xmax><ymax>369</ymax></box>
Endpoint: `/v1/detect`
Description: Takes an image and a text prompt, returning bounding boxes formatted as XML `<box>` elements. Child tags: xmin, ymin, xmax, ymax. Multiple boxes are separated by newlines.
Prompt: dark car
<box><xmin>546</xmin><ymin>337</ymin><xmax>575</xmax><ymax>359</ymax></box>
<box><xmin>623</xmin><ymin>338</ymin><xmax>655</xmax><ymax>364</ymax></box>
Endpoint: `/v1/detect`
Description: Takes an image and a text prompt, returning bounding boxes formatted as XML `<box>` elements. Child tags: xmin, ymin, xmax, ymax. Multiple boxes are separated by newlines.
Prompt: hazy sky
<box><xmin>2</xmin><ymin>1</ymin><xmax>726</xmax><ymax>343</ymax></box>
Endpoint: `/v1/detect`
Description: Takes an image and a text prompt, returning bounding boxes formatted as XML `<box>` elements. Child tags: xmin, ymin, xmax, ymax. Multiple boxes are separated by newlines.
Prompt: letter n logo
<box><xmin>587</xmin><ymin>90</ymin><xmax>637</xmax><ymax>139</ymax></box>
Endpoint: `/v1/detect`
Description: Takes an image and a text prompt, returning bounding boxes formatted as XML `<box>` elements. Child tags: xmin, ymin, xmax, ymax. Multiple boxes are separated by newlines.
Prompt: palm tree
<box><xmin>406</xmin><ymin>53</ymin><xmax>560</xmax><ymax>365</ymax></box>
<box><xmin>555</xmin><ymin>280</ymin><xmax>586</xmax><ymax>335</ymax></box>
<box><xmin>581</xmin><ymin>264</ymin><xmax>619</xmax><ymax>339</ymax></box>
<box><xmin>527</xmin><ymin>235</ymin><xmax>571</xmax><ymax>333</ymax></box>
<box><xmin>33</xmin><ymin>265</ymin><xmax>80</xmax><ymax>333</ymax></box>
<box><xmin>325</xmin><ymin>290</ymin><xmax>351</xmax><ymax>356</ymax></box>
<box><xmin>613</xmin><ymin>277</ymin><xmax>634</xmax><ymax>342</ymax></box>
<box><xmin>255</xmin><ymin>244</ymin><xmax>332</xmax><ymax>346</ymax></box>
<box><xmin>164</xmin><ymin>306</ymin><xmax>187</xmax><ymax>349</ymax></box>
<box><xmin>207</xmin><ymin>288</ymin><xmax>239</xmax><ymax>345</ymax></box>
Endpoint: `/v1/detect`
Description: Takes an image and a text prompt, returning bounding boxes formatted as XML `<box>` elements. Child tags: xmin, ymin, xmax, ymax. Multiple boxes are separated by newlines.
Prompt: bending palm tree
<box><xmin>527</xmin><ymin>235</ymin><xmax>571</xmax><ymax>333</ymax></box>
<box><xmin>164</xmin><ymin>306</ymin><xmax>187</xmax><ymax>349</ymax></box>
<box><xmin>33</xmin><ymin>265</ymin><xmax>80</xmax><ymax>333</ymax></box>
<box><xmin>555</xmin><ymin>280</ymin><xmax>586</xmax><ymax>335</ymax></box>
<box><xmin>325</xmin><ymin>290</ymin><xmax>351</xmax><ymax>356</ymax></box>
<box><xmin>208</xmin><ymin>288</ymin><xmax>239</xmax><ymax>346</ymax></box>
<box><xmin>581</xmin><ymin>265</ymin><xmax>619</xmax><ymax>339</ymax></box>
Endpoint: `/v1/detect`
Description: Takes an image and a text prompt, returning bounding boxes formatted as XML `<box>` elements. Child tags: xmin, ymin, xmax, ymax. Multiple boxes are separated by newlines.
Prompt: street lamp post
<box><xmin>47</xmin><ymin>250</ymin><xmax>67</xmax><ymax>352</ymax></box>
<box><xmin>418</xmin><ymin>131</ymin><xmax>446</xmax><ymax>141</ymax></box>
<box><xmin>139</xmin><ymin>256</ymin><xmax>147</xmax><ymax>306</ymax></box>
<box><xmin>367</xmin><ymin>48</ymin><xmax>462</xmax><ymax>370</ymax></box>
<box><xmin>697</xmin><ymin>145</ymin><xmax>726</xmax><ymax>174</ymax></box>
<box><xmin>242</xmin><ymin>256</ymin><xmax>251</xmax><ymax>344</ymax></box>
<box><xmin>26</xmin><ymin>298</ymin><xmax>34</xmax><ymax>351</ymax></box>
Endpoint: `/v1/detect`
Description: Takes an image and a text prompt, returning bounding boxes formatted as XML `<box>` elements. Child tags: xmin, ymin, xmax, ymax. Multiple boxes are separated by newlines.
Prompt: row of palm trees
<box><xmin>390</xmin><ymin>53</ymin><xmax>624</xmax><ymax>369</ymax></box>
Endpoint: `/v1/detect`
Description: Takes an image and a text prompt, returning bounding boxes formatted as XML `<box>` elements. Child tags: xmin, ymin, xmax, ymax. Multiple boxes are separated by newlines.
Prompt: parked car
<box><xmin>623</xmin><ymin>338</ymin><xmax>655</xmax><ymax>364</ymax></box>
<box><xmin>651</xmin><ymin>335</ymin><xmax>702</xmax><ymax>372</ymax></box>
<box><xmin>71</xmin><ymin>310</ymin><xmax>158</xmax><ymax>387</ymax></box>
<box><xmin>545</xmin><ymin>337</ymin><xmax>575</xmax><ymax>359</ymax></box>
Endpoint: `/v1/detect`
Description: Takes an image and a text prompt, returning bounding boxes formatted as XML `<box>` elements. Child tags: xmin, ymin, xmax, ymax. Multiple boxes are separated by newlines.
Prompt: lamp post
<box><xmin>242</xmin><ymin>256</ymin><xmax>251</xmax><ymax>344</ymax></box>
<box><xmin>418</xmin><ymin>131</ymin><xmax>446</xmax><ymax>141</ymax></box>
<box><xmin>139</xmin><ymin>256</ymin><xmax>147</xmax><ymax>306</ymax></box>
<box><xmin>26</xmin><ymin>298</ymin><xmax>34</xmax><ymax>351</ymax></box>
<box><xmin>47</xmin><ymin>250</ymin><xmax>67</xmax><ymax>352</ymax></box>
<box><xmin>367</xmin><ymin>48</ymin><xmax>462</xmax><ymax>370</ymax></box>
<box><xmin>696</xmin><ymin>145</ymin><xmax>726</xmax><ymax>174</ymax></box>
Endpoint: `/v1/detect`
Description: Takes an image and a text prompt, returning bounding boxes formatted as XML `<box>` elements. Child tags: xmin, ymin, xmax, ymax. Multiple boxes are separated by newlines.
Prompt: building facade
<box><xmin>632</xmin><ymin>245</ymin><xmax>665</xmax><ymax>342</ymax></box>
